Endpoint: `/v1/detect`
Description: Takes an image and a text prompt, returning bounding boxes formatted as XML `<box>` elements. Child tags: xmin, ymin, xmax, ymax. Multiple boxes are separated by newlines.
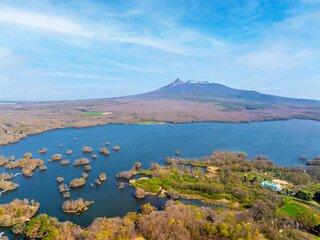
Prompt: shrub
<box><xmin>167</xmin><ymin>189</ymin><xmax>179</xmax><ymax>200</ymax></box>
<box><xmin>84</xmin><ymin>165</ymin><xmax>91</xmax><ymax>171</ymax></box>
<box><xmin>59</xmin><ymin>183</ymin><xmax>69</xmax><ymax>192</ymax></box>
<box><xmin>135</xmin><ymin>188</ymin><xmax>146</xmax><ymax>199</ymax></box>
<box><xmin>113</xmin><ymin>146</ymin><xmax>120</xmax><ymax>151</ymax></box>
<box><xmin>141</xmin><ymin>203</ymin><xmax>156</xmax><ymax>215</ymax></box>
<box><xmin>314</xmin><ymin>190</ymin><xmax>320</xmax><ymax>201</ymax></box>
<box><xmin>38</xmin><ymin>148</ymin><xmax>47</xmax><ymax>154</ymax></box>
<box><xmin>57</xmin><ymin>177</ymin><xmax>64</xmax><ymax>183</ymax></box>
<box><xmin>99</xmin><ymin>173</ymin><xmax>107</xmax><ymax>181</ymax></box>
<box><xmin>295</xmin><ymin>190</ymin><xmax>311</xmax><ymax>201</ymax></box>
<box><xmin>82</xmin><ymin>172</ymin><xmax>88</xmax><ymax>179</ymax></box>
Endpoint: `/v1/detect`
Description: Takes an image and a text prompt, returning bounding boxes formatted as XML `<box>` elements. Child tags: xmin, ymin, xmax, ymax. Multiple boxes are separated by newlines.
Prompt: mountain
<box><xmin>136</xmin><ymin>79</ymin><xmax>318</xmax><ymax>104</ymax></box>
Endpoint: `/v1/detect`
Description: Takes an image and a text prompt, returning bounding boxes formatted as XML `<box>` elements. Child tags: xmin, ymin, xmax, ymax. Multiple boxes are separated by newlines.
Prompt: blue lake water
<box><xmin>1</xmin><ymin>119</ymin><xmax>320</xmax><ymax>238</ymax></box>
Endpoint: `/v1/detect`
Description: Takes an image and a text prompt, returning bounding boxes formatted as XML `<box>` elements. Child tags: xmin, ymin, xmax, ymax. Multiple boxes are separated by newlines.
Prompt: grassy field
<box><xmin>281</xmin><ymin>201</ymin><xmax>307</xmax><ymax>216</ymax></box>
<box><xmin>136</xmin><ymin>121</ymin><xmax>166</xmax><ymax>125</ymax></box>
<box><xmin>81</xmin><ymin>111</ymin><xmax>105</xmax><ymax>115</ymax></box>
<box><xmin>308</xmin><ymin>183</ymin><xmax>320</xmax><ymax>191</ymax></box>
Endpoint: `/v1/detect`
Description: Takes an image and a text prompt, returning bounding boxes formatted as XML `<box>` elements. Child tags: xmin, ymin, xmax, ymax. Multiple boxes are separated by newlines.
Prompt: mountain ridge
<box><xmin>134</xmin><ymin>78</ymin><xmax>319</xmax><ymax>104</ymax></box>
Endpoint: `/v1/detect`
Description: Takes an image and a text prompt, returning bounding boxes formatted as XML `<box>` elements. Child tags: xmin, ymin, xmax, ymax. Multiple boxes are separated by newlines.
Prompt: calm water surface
<box><xmin>1</xmin><ymin>119</ymin><xmax>320</xmax><ymax>238</ymax></box>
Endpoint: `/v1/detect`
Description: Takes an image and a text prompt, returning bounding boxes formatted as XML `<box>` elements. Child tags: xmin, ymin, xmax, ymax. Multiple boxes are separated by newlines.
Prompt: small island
<box><xmin>39</xmin><ymin>165</ymin><xmax>47</xmax><ymax>171</ymax></box>
<box><xmin>69</xmin><ymin>177</ymin><xmax>86</xmax><ymax>188</ymax></box>
<box><xmin>0</xmin><ymin>199</ymin><xmax>39</xmax><ymax>227</ymax></box>
<box><xmin>82</xmin><ymin>172</ymin><xmax>88</xmax><ymax>179</ymax></box>
<box><xmin>134</xmin><ymin>188</ymin><xmax>146</xmax><ymax>199</ymax></box>
<box><xmin>99</xmin><ymin>172</ymin><xmax>106</xmax><ymax>181</ymax></box>
<box><xmin>63</xmin><ymin>192</ymin><xmax>70</xmax><ymax>198</ymax></box>
<box><xmin>5</xmin><ymin>156</ymin><xmax>44</xmax><ymax>176</ymax></box>
<box><xmin>59</xmin><ymin>183</ymin><xmax>69</xmax><ymax>192</ymax></box>
<box><xmin>38</xmin><ymin>148</ymin><xmax>47</xmax><ymax>154</ymax></box>
<box><xmin>52</xmin><ymin>154</ymin><xmax>62</xmax><ymax>161</ymax></box>
<box><xmin>84</xmin><ymin>165</ymin><xmax>91</xmax><ymax>171</ymax></box>
<box><xmin>57</xmin><ymin>177</ymin><xmax>64</xmax><ymax>183</ymax></box>
<box><xmin>118</xmin><ymin>182</ymin><xmax>125</xmax><ymax>189</ymax></box>
<box><xmin>99</xmin><ymin>147</ymin><xmax>110</xmax><ymax>155</ymax></box>
<box><xmin>113</xmin><ymin>146</ymin><xmax>120</xmax><ymax>151</ymax></box>
<box><xmin>0</xmin><ymin>180</ymin><xmax>19</xmax><ymax>192</ymax></box>
<box><xmin>73</xmin><ymin>158</ymin><xmax>90</xmax><ymax>165</ymax></box>
<box><xmin>61</xmin><ymin>159</ymin><xmax>70</xmax><ymax>165</ymax></box>
<box><xmin>62</xmin><ymin>198</ymin><xmax>94</xmax><ymax>213</ymax></box>
<box><xmin>82</xmin><ymin>146</ymin><xmax>93</xmax><ymax>153</ymax></box>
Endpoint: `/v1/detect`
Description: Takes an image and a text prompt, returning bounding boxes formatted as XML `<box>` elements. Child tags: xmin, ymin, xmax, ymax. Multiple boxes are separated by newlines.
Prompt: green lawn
<box><xmin>81</xmin><ymin>111</ymin><xmax>105</xmax><ymax>115</ymax></box>
<box><xmin>281</xmin><ymin>202</ymin><xmax>307</xmax><ymax>216</ymax></box>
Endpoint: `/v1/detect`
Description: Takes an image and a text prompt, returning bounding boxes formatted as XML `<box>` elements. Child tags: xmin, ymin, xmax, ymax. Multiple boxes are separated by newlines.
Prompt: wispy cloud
<box><xmin>105</xmin><ymin>59</ymin><xmax>161</xmax><ymax>73</ymax></box>
<box><xmin>227</xmin><ymin>0</ymin><xmax>264</xmax><ymax>23</ymax></box>
<box><xmin>274</xmin><ymin>12</ymin><xmax>320</xmax><ymax>35</ymax></box>
<box><xmin>236</xmin><ymin>46</ymin><xmax>314</xmax><ymax>71</ymax></box>
<box><xmin>300</xmin><ymin>0</ymin><xmax>320</xmax><ymax>3</ymax></box>
<box><xmin>0</xmin><ymin>6</ymin><xmax>224</xmax><ymax>56</ymax></box>
<box><xmin>43</xmin><ymin>72</ymin><xmax>128</xmax><ymax>81</ymax></box>
<box><xmin>0</xmin><ymin>7</ymin><xmax>93</xmax><ymax>37</ymax></box>
<box><xmin>0</xmin><ymin>47</ymin><xmax>10</xmax><ymax>60</ymax></box>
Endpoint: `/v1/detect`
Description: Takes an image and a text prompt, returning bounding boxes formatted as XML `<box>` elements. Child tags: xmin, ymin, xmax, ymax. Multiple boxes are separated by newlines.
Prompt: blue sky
<box><xmin>0</xmin><ymin>0</ymin><xmax>320</xmax><ymax>100</ymax></box>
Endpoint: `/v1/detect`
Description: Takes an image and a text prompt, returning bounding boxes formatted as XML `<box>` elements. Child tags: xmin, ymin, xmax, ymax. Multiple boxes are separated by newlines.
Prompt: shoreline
<box><xmin>0</xmin><ymin>117</ymin><xmax>319</xmax><ymax>148</ymax></box>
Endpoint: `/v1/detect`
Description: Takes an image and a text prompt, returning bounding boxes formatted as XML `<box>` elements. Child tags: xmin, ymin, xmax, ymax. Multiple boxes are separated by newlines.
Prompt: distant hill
<box><xmin>136</xmin><ymin>79</ymin><xmax>319</xmax><ymax>104</ymax></box>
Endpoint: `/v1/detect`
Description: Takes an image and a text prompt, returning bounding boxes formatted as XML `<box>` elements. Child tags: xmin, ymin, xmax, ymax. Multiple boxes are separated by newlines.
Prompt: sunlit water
<box><xmin>1</xmin><ymin>119</ymin><xmax>320</xmax><ymax>238</ymax></box>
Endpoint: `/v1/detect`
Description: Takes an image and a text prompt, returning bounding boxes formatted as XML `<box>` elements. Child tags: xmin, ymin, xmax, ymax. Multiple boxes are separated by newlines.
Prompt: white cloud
<box><xmin>0</xmin><ymin>7</ymin><xmax>93</xmax><ymax>37</ymax></box>
<box><xmin>0</xmin><ymin>7</ymin><xmax>224</xmax><ymax>56</ymax></box>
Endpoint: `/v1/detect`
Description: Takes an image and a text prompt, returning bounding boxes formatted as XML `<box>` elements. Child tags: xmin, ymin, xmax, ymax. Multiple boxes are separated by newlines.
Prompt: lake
<box><xmin>0</xmin><ymin>119</ymin><xmax>320</xmax><ymax>238</ymax></box>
